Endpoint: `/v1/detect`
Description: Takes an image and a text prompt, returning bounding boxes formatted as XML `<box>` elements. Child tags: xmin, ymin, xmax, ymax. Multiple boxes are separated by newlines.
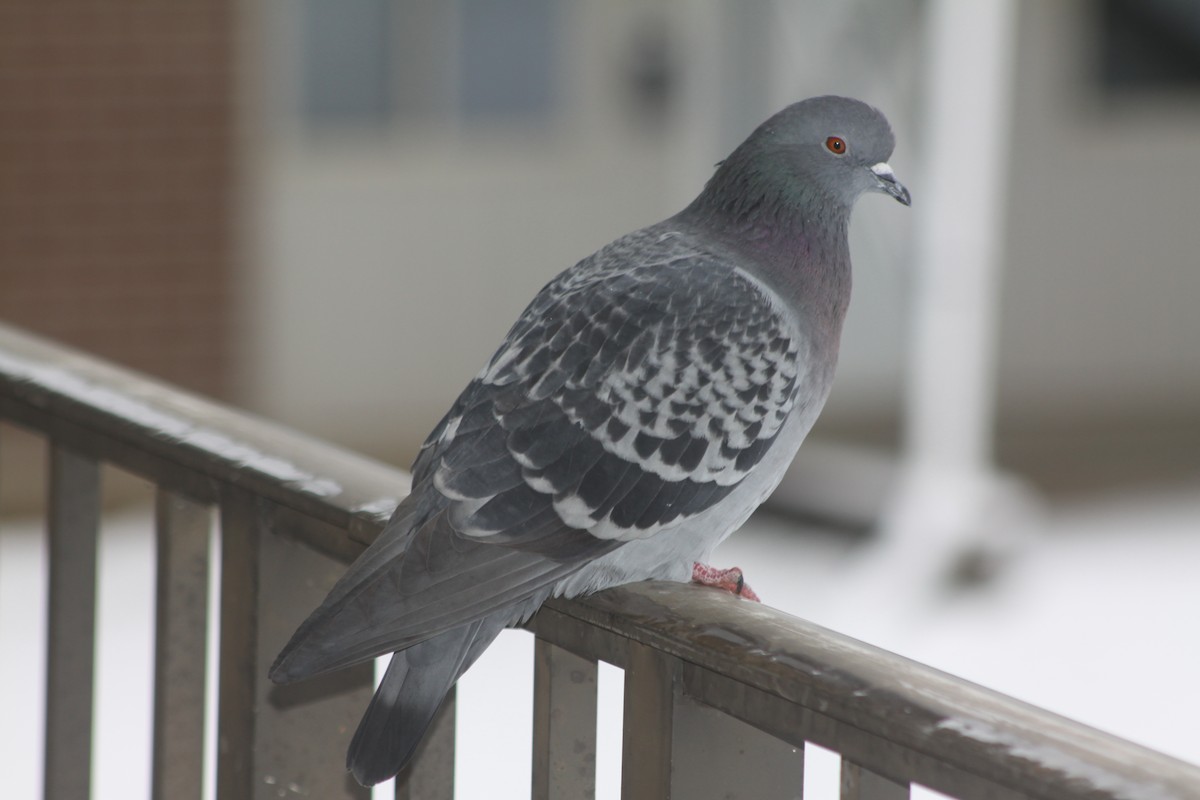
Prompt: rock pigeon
<box><xmin>270</xmin><ymin>95</ymin><xmax>909</xmax><ymax>786</ymax></box>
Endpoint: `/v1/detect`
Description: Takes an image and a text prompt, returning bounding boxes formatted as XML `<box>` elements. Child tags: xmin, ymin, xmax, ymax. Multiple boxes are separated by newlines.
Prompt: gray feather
<box><xmin>346</xmin><ymin>604</ymin><xmax>530</xmax><ymax>786</ymax></box>
<box><xmin>271</xmin><ymin>95</ymin><xmax>909</xmax><ymax>785</ymax></box>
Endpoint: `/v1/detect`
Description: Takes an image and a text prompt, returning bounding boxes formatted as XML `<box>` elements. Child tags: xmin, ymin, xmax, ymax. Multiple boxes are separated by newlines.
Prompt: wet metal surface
<box><xmin>43</xmin><ymin>446</ymin><xmax>100</xmax><ymax>800</ymax></box>
<box><xmin>152</xmin><ymin>489</ymin><xmax>212</xmax><ymax>800</ymax></box>
<box><xmin>6</xmin><ymin>322</ymin><xmax>1200</xmax><ymax>800</ymax></box>
<box><xmin>0</xmin><ymin>322</ymin><xmax>404</xmax><ymax>550</ymax></box>
<box><xmin>532</xmin><ymin>639</ymin><xmax>598</xmax><ymax>800</ymax></box>
<box><xmin>531</xmin><ymin>583</ymin><xmax>1200</xmax><ymax>799</ymax></box>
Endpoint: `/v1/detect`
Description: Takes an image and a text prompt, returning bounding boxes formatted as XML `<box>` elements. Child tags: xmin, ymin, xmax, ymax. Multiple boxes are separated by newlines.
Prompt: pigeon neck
<box><xmin>675</xmin><ymin>167</ymin><xmax>854</xmax><ymax>337</ymax></box>
<box><xmin>682</xmin><ymin>153</ymin><xmax>853</xmax><ymax>255</ymax></box>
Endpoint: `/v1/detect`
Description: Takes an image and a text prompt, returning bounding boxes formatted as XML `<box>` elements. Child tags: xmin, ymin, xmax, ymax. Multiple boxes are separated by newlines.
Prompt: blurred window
<box><xmin>459</xmin><ymin>0</ymin><xmax>558</xmax><ymax>119</ymax></box>
<box><xmin>1098</xmin><ymin>0</ymin><xmax>1200</xmax><ymax>90</ymax></box>
<box><xmin>301</xmin><ymin>0</ymin><xmax>394</xmax><ymax>123</ymax></box>
<box><xmin>299</xmin><ymin>0</ymin><xmax>559</xmax><ymax>128</ymax></box>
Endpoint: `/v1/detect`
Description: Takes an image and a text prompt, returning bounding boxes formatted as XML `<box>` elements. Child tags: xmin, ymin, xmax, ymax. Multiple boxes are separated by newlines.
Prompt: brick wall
<box><xmin>0</xmin><ymin>2</ymin><xmax>236</xmax><ymax>398</ymax></box>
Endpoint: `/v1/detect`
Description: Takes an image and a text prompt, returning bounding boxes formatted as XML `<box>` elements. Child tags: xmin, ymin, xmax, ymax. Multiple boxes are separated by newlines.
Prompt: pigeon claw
<box><xmin>691</xmin><ymin>562</ymin><xmax>761</xmax><ymax>602</ymax></box>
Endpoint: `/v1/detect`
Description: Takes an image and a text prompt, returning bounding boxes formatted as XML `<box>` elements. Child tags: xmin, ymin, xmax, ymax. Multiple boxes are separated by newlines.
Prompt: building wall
<box><xmin>0</xmin><ymin>1</ymin><xmax>237</xmax><ymax>398</ymax></box>
<box><xmin>997</xmin><ymin>1</ymin><xmax>1200</xmax><ymax>429</ymax></box>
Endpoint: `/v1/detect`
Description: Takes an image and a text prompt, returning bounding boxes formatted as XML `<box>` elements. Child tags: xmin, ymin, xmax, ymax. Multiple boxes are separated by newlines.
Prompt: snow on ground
<box><xmin>1</xmin><ymin>483</ymin><xmax>1198</xmax><ymax>800</ymax></box>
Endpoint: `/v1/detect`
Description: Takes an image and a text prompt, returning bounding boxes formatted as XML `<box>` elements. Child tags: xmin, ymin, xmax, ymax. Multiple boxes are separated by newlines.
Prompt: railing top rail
<box><xmin>0</xmin><ymin>321</ymin><xmax>400</xmax><ymax>553</ymax></box>
<box><xmin>4</xmin><ymin>320</ymin><xmax>1198</xmax><ymax>800</ymax></box>
<box><xmin>535</xmin><ymin>583</ymin><xmax>1200</xmax><ymax>800</ymax></box>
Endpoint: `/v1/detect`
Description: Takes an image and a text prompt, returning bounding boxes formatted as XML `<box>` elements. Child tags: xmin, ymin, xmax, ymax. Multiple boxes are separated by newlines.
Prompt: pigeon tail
<box><xmin>270</xmin><ymin>500</ymin><xmax>572</xmax><ymax>686</ymax></box>
<box><xmin>347</xmin><ymin>611</ymin><xmax>509</xmax><ymax>786</ymax></box>
<box><xmin>269</xmin><ymin>491</ymin><xmax>442</xmax><ymax>684</ymax></box>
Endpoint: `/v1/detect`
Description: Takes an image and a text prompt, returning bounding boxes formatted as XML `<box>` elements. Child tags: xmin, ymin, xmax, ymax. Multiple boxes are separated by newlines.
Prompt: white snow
<box><xmin>2</xmin><ymin>483</ymin><xmax>1198</xmax><ymax>800</ymax></box>
<box><xmin>353</xmin><ymin>497</ymin><xmax>402</xmax><ymax>522</ymax></box>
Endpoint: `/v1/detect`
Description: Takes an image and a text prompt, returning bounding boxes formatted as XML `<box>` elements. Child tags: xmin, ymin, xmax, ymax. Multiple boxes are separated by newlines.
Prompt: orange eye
<box><xmin>825</xmin><ymin>136</ymin><xmax>847</xmax><ymax>155</ymax></box>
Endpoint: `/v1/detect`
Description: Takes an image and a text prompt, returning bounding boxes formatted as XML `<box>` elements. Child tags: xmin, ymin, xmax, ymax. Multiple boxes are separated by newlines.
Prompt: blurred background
<box><xmin>2</xmin><ymin>1</ymin><xmax>1199</xmax><ymax>798</ymax></box>
<box><xmin>4</xmin><ymin>0</ymin><xmax>1200</xmax><ymax>504</ymax></box>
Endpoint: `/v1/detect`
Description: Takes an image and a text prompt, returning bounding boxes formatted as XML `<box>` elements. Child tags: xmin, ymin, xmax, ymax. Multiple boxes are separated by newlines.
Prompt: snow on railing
<box><xmin>2</xmin><ymin>320</ymin><xmax>1198</xmax><ymax>800</ymax></box>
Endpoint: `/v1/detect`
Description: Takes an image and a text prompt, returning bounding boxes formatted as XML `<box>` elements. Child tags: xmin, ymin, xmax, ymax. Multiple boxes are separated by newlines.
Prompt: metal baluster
<box><xmin>152</xmin><ymin>489</ymin><xmax>212</xmax><ymax>800</ymax></box>
<box><xmin>216</xmin><ymin>488</ymin><xmax>260</xmax><ymax>800</ymax></box>
<box><xmin>255</xmin><ymin>515</ymin><xmax>374</xmax><ymax>800</ymax></box>
<box><xmin>841</xmin><ymin>760</ymin><xmax>909</xmax><ymax>800</ymax></box>
<box><xmin>217</xmin><ymin>490</ymin><xmax>376</xmax><ymax>799</ymax></box>
<box><xmin>43</xmin><ymin>446</ymin><xmax>101</xmax><ymax>800</ymax></box>
<box><xmin>532</xmin><ymin>638</ymin><xmax>598</xmax><ymax>800</ymax></box>
<box><xmin>621</xmin><ymin>642</ymin><xmax>677</xmax><ymax>800</ymax></box>
<box><xmin>671</xmin><ymin>692</ymin><xmax>805</xmax><ymax>799</ymax></box>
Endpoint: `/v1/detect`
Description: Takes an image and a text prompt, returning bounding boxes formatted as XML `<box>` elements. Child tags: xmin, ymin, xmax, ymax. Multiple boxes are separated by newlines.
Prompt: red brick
<box><xmin>0</xmin><ymin>1</ymin><xmax>236</xmax><ymax>397</ymax></box>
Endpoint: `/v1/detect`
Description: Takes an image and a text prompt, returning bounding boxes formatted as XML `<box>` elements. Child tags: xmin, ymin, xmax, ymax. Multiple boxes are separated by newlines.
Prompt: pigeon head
<box><xmin>688</xmin><ymin>96</ymin><xmax>910</xmax><ymax>231</ymax></box>
<box><xmin>764</xmin><ymin>95</ymin><xmax>910</xmax><ymax>208</ymax></box>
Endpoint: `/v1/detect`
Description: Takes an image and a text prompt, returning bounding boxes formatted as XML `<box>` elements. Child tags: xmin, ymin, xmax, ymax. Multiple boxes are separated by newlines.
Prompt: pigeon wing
<box><xmin>439</xmin><ymin>230</ymin><xmax>805</xmax><ymax>548</ymax></box>
<box><xmin>272</xmin><ymin>230</ymin><xmax>805</xmax><ymax>681</ymax></box>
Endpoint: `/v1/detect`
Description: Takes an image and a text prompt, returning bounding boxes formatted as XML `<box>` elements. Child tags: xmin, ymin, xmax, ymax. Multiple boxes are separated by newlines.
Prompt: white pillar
<box><xmin>909</xmin><ymin>0</ymin><xmax>1016</xmax><ymax>468</ymax></box>
<box><xmin>879</xmin><ymin>0</ymin><xmax>1035</xmax><ymax>575</ymax></box>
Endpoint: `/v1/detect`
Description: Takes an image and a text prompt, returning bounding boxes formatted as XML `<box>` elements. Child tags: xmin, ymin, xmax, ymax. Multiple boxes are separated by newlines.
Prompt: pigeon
<box><xmin>270</xmin><ymin>95</ymin><xmax>910</xmax><ymax>786</ymax></box>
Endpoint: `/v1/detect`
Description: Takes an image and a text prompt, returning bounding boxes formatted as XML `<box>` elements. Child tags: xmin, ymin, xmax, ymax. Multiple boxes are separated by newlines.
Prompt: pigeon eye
<box><xmin>825</xmin><ymin>136</ymin><xmax>847</xmax><ymax>155</ymax></box>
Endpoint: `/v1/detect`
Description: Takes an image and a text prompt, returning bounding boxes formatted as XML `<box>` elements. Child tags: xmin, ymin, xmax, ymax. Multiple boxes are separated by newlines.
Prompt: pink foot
<box><xmin>691</xmin><ymin>562</ymin><xmax>761</xmax><ymax>602</ymax></box>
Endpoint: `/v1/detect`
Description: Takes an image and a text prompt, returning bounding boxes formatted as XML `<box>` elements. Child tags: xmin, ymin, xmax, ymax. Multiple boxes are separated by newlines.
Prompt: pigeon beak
<box><xmin>869</xmin><ymin>162</ymin><xmax>911</xmax><ymax>206</ymax></box>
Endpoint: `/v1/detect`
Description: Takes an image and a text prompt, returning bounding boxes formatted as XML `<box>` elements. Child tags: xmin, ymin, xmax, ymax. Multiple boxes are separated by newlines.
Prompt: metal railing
<box><xmin>3</xmin><ymin>320</ymin><xmax>1198</xmax><ymax>800</ymax></box>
